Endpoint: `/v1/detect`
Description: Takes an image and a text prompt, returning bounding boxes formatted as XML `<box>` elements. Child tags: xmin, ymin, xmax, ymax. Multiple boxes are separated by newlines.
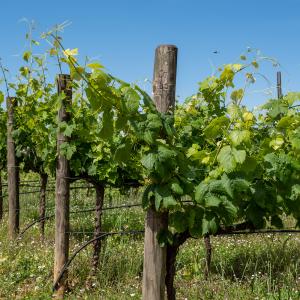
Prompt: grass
<box><xmin>1</xmin><ymin>179</ymin><xmax>300</xmax><ymax>299</ymax></box>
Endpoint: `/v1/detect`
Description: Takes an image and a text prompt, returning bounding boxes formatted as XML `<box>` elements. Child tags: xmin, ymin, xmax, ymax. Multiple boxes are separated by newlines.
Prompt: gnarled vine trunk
<box><xmin>165</xmin><ymin>244</ymin><xmax>177</xmax><ymax>300</ymax></box>
<box><xmin>165</xmin><ymin>231</ymin><xmax>190</xmax><ymax>300</ymax></box>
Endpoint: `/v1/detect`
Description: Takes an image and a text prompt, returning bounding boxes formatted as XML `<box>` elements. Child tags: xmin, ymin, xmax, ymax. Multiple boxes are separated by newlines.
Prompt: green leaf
<box><xmin>143</xmin><ymin>130</ymin><xmax>155</xmax><ymax>144</ymax></box>
<box><xmin>114</xmin><ymin>140</ymin><xmax>131</xmax><ymax>163</ymax></box>
<box><xmin>290</xmin><ymin>184</ymin><xmax>300</xmax><ymax>201</ymax></box>
<box><xmin>23</xmin><ymin>51</ymin><xmax>31</xmax><ymax>62</ymax></box>
<box><xmin>195</xmin><ymin>181</ymin><xmax>209</xmax><ymax>204</ymax></box>
<box><xmin>147</xmin><ymin>113</ymin><xmax>162</xmax><ymax>130</ymax></box>
<box><xmin>154</xmin><ymin>185</ymin><xmax>173</xmax><ymax>210</ymax></box>
<box><xmin>230</xmin><ymin>89</ymin><xmax>244</xmax><ymax>102</ymax></box>
<box><xmin>202</xmin><ymin>217</ymin><xmax>218</xmax><ymax>235</ymax></box>
<box><xmin>227</xmin><ymin>103</ymin><xmax>241</xmax><ymax>119</ymax></box>
<box><xmin>87</xmin><ymin>62</ymin><xmax>104</xmax><ymax>70</ymax></box>
<box><xmin>86</xmin><ymin>87</ymin><xmax>102</xmax><ymax>111</ymax></box>
<box><xmin>205</xmin><ymin>194</ymin><xmax>221</xmax><ymax>207</ymax></box>
<box><xmin>241</xmin><ymin>157</ymin><xmax>257</xmax><ymax>173</ymax></box>
<box><xmin>170</xmin><ymin>211</ymin><xmax>188</xmax><ymax>233</ymax></box>
<box><xmin>142</xmin><ymin>185</ymin><xmax>155</xmax><ymax>209</ymax></box>
<box><xmin>115</xmin><ymin>114</ymin><xmax>128</xmax><ymax>130</ymax></box>
<box><xmin>99</xmin><ymin>109</ymin><xmax>114</xmax><ymax>139</ymax></box>
<box><xmin>229</xmin><ymin>130</ymin><xmax>250</xmax><ymax>146</ymax></box>
<box><xmin>217</xmin><ymin>146</ymin><xmax>235</xmax><ymax>172</ymax></box>
<box><xmin>263</xmin><ymin>99</ymin><xmax>288</xmax><ymax>118</ymax></box>
<box><xmin>269</xmin><ymin>136</ymin><xmax>284</xmax><ymax>150</ymax></box>
<box><xmin>231</xmin><ymin>178</ymin><xmax>250</xmax><ymax>193</ymax></box>
<box><xmin>222</xmin><ymin>200</ymin><xmax>238</xmax><ymax>218</ymax></box>
<box><xmin>141</xmin><ymin>153</ymin><xmax>157</xmax><ymax>170</ymax></box>
<box><xmin>163</xmin><ymin>115</ymin><xmax>175</xmax><ymax>137</ymax></box>
<box><xmin>221</xmin><ymin>174</ymin><xmax>233</xmax><ymax>198</ymax></box>
<box><xmin>171</xmin><ymin>182</ymin><xmax>184</xmax><ymax>195</ymax></box>
<box><xmin>70</xmin><ymin>66</ymin><xmax>85</xmax><ymax>81</ymax></box>
<box><xmin>204</xmin><ymin>116</ymin><xmax>229</xmax><ymax>139</ymax></box>
<box><xmin>285</xmin><ymin>92</ymin><xmax>300</xmax><ymax>105</ymax></box>
<box><xmin>232</xmin><ymin>148</ymin><xmax>246</xmax><ymax>164</ymax></box>
<box><xmin>251</xmin><ymin>61</ymin><xmax>259</xmax><ymax>68</ymax></box>
<box><xmin>162</xmin><ymin>195</ymin><xmax>177</xmax><ymax>208</ymax></box>
<box><xmin>186</xmin><ymin>144</ymin><xmax>200</xmax><ymax>158</ymax></box>
<box><xmin>123</xmin><ymin>87</ymin><xmax>140</xmax><ymax>113</ymax></box>
<box><xmin>217</xmin><ymin>146</ymin><xmax>246</xmax><ymax>172</ymax></box>
<box><xmin>290</xmin><ymin>136</ymin><xmax>300</xmax><ymax>149</ymax></box>
<box><xmin>59</xmin><ymin>142</ymin><xmax>76</xmax><ymax>160</ymax></box>
<box><xmin>157</xmin><ymin>145</ymin><xmax>176</xmax><ymax>161</ymax></box>
<box><xmin>64</xmin><ymin>124</ymin><xmax>76</xmax><ymax>137</ymax></box>
<box><xmin>277</xmin><ymin>116</ymin><xmax>293</xmax><ymax>129</ymax></box>
<box><xmin>88</xmin><ymin>164</ymin><xmax>97</xmax><ymax>176</ymax></box>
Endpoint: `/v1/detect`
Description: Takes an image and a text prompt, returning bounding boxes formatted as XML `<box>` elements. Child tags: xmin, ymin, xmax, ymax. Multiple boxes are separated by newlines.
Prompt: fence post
<box><xmin>39</xmin><ymin>172</ymin><xmax>48</xmax><ymax>239</ymax></box>
<box><xmin>7</xmin><ymin>97</ymin><xmax>19</xmax><ymax>239</ymax></box>
<box><xmin>142</xmin><ymin>45</ymin><xmax>177</xmax><ymax>300</ymax></box>
<box><xmin>277</xmin><ymin>71</ymin><xmax>282</xmax><ymax>99</ymax></box>
<box><xmin>53</xmin><ymin>74</ymin><xmax>71</xmax><ymax>299</ymax></box>
<box><xmin>91</xmin><ymin>183</ymin><xmax>105</xmax><ymax>275</ymax></box>
<box><xmin>0</xmin><ymin>170</ymin><xmax>3</xmax><ymax>220</ymax></box>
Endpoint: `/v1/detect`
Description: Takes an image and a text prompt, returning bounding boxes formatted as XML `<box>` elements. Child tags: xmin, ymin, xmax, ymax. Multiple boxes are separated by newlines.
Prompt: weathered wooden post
<box><xmin>142</xmin><ymin>45</ymin><xmax>177</xmax><ymax>300</ymax></box>
<box><xmin>91</xmin><ymin>183</ymin><xmax>105</xmax><ymax>275</ymax></box>
<box><xmin>39</xmin><ymin>172</ymin><xmax>48</xmax><ymax>238</ymax></box>
<box><xmin>277</xmin><ymin>71</ymin><xmax>282</xmax><ymax>99</ymax></box>
<box><xmin>53</xmin><ymin>74</ymin><xmax>71</xmax><ymax>299</ymax></box>
<box><xmin>7</xmin><ymin>97</ymin><xmax>19</xmax><ymax>239</ymax></box>
<box><xmin>0</xmin><ymin>171</ymin><xmax>3</xmax><ymax>220</ymax></box>
<box><xmin>204</xmin><ymin>234</ymin><xmax>212</xmax><ymax>280</ymax></box>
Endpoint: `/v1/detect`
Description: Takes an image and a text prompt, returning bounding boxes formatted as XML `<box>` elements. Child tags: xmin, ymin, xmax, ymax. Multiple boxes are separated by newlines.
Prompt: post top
<box><xmin>57</xmin><ymin>74</ymin><xmax>71</xmax><ymax>79</ymax></box>
<box><xmin>156</xmin><ymin>44</ymin><xmax>177</xmax><ymax>50</ymax></box>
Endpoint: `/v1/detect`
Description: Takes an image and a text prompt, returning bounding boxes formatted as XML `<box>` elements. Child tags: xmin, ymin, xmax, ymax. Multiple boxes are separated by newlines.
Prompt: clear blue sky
<box><xmin>1</xmin><ymin>0</ymin><xmax>300</xmax><ymax>108</ymax></box>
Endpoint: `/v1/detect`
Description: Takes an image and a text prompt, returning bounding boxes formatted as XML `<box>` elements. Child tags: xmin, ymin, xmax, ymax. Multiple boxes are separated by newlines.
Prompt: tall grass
<box><xmin>0</xmin><ymin>179</ymin><xmax>300</xmax><ymax>299</ymax></box>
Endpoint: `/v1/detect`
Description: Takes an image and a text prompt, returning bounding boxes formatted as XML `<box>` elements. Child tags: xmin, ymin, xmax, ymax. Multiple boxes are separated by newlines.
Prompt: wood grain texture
<box><xmin>91</xmin><ymin>184</ymin><xmax>104</xmax><ymax>275</ymax></box>
<box><xmin>53</xmin><ymin>74</ymin><xmax>71</xmax><ymax>299</ymax></box>
<box><xmin>39</xmin><ymin>173</ymin><xmax>48</xmax><ymax>239</ymax></box>
<box><xmin>0</xmin><ymin>171</ymin><xmax>3</xmax><ymax>220</ymax></box>
<box><xmin>7</xmin><ymin>97</ymin><xmax>19</xmax><ymax>239</ymax></box>
<box><xmin>142</xmin><ymin>45</ymin><xmax>177</xmax><ymax>300</ymax></box>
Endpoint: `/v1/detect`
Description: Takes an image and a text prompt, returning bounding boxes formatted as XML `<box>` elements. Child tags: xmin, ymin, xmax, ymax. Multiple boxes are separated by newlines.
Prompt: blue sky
<box><xmin>1</xmin><ymin>0</ymin><xmax>300</xmax><ymax>108</ymax></box>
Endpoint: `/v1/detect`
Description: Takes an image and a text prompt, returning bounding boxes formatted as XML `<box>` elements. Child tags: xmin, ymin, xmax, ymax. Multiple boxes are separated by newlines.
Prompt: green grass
<box><xmin>1</xmin><ymin>181</ymin><xmax>300</xmax><ymax>299</ymax></box>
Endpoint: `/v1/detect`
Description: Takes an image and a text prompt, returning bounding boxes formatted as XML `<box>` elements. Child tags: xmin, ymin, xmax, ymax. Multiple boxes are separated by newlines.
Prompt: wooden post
<box><xmin>0</xmin><ymin>170</ymin><xmax>3</xmax><ymax>220</ymax></box>
<box><xmin>53</xmin><ymin>74</ymin><xmax>71</xmax><ymax>299</ymax></box>
<box><xmin>91</xmin><ymin>183</ymin><xmax>104</xmax><ymax>275</ymax></box>
<box><xmin>277</xmin><ymin>71</ymin><xmax>282</xmax><ymax>99</ymax></box>
<box><xmin>39</xmin><ymin>173</ymin><xmax>48</xmax><ymax>239</ymax></box>
<box><xmin>7</xmin><ymin>97</ymin><xmax>19</xmax><ymax>239</ymax></box>
<box><xmin>142</xmin><ymin>45</ymin><xmax>177</xmax><ymax>300</ymax></box>
<box><xmin>204</xmin><ymin>234</ymin><xmax>212</xmax><ymax>280</ymax></box>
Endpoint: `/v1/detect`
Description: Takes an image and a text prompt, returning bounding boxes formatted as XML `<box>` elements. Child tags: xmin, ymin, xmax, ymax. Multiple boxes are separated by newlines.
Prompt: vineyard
<box><xmin>1</xmin><ymin>26</ymin><xmax>300</xmax><ymax>299</ymax></box>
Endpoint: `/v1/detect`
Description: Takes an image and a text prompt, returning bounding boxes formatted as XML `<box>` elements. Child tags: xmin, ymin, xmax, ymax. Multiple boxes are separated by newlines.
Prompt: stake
<box><xmin>39</xmin><ymin>173</ymin><xmax>48</xmax><ymax>239</ymax></box>
<box><xmin>7</xmin><ymin>97</ymin><xmax>19</xmax><ymax>239</ymax></box>
<box><xmin>53</xmin><ymin>74</ymin><xmax>72</xmax><ymax>299</ymax></box>
<box><xmin>142</xmin><ymin>45</ymin><xmax>177</xmax><ymax>300</ymax></box>
<box><xmin>277</xmin><ymin>71</ymin><xmax>282</xmax><ymax>99</ymax></box>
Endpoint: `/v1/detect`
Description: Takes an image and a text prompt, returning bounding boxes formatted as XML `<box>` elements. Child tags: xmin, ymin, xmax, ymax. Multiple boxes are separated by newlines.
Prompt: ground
<box><xmin>0</xmin><ymin>179</ymin><xmax>300</xmax><ymax>299</ymax></box>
